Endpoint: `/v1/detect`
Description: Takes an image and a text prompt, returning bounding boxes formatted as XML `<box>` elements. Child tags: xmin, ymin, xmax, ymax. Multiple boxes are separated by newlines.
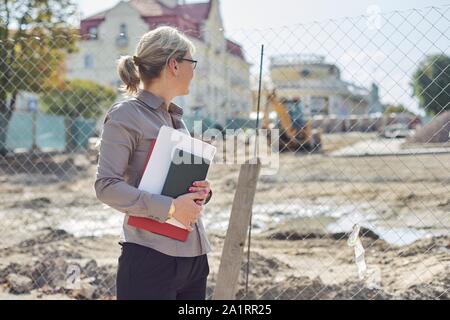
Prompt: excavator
<box><xmin>261</xmin><ymin>90</ymin><xmax>322</xmax><ymax>152</ymax></box>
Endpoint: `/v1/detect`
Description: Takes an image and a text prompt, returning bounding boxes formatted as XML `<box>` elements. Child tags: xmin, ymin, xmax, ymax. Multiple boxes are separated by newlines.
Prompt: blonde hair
<box><xmin>117</xmin><ymin>26</ymin><xmax>195</xmax><ymax>96</ymax></box>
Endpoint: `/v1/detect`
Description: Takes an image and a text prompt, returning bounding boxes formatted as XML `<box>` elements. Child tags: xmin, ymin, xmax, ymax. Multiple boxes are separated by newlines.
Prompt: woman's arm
<box><xmin>94</xmin><ymin>107</ymin><xmax>173</xmax><ymax>223</ymax></box>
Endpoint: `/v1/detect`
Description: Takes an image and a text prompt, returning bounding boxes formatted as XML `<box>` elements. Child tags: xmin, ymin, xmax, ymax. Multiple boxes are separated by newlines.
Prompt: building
<box><xmin>268</xmin><ymin>53</ymin><xmax>373</xmax><ymax>117</ymax></box>
<box><xmin>65</xmin><ymin>0</ymin><xmax>252</xmax><ymax>128</ymax></box>
<box><xmin>10</xmin><ymin>91</ymin><xmax>39</xmax><ymax>113</ymax></box>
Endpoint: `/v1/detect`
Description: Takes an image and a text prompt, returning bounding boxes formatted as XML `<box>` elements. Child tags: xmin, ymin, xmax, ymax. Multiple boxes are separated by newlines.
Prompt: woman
<box><xmin>94</xmin><ymin>26</ymin><xmax>213</xmax><ymax>300</ymax></box>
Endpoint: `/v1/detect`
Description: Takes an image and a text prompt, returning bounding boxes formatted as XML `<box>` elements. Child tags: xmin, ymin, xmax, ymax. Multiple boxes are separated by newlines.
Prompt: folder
<box><xmin>161</xmin><ymin>148</ymin><xmax>211</xmax><ymax>199</ymax></box>
<box><xmin>127</xmin><ymin>126</ymin><xmax>216</xmax><ymax>242</ymax></box>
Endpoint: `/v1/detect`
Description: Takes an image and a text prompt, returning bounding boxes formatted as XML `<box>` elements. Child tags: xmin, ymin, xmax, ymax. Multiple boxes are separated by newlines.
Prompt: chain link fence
<box><xmin>0</xmin><ymin>4</ymin><xmax>449</xmax><ymax>300</ymax></box>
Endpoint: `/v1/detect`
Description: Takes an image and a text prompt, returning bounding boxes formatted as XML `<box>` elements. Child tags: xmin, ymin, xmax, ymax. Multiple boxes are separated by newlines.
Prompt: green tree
<box><xmin>41</xmin><ymin>79</ymin><xmax>117</xmax><ymax>119</ymax></box>
<box><xmin>0</xmin><ymin>0</ymin><xmax>78</xmax><ymax>155</ymax></box>
<box><xmin>41</xmin><ymin>79</ymin><xmax>117</xmax><ymax>151</ymax></box>
<box><xmin>384</xmin><ymin>104</ymin><xmax>409</xmax><ymax>114</ymax></box>
<box><xmin>412</xmin><ymin>54</ymin><xmax>450</xmax><ymax>116</ymax></box>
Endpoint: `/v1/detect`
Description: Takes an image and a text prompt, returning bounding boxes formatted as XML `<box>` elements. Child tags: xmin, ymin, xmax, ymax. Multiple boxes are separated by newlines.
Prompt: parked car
<box><xmin>382</xmin><ymin>123</ymin><xmax>414</xmax><ymax>138</ymax></box>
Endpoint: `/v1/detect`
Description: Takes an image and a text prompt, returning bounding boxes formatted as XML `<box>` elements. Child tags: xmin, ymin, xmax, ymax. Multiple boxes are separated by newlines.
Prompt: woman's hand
<box><xmin>172</xmin><ymin>191</ymin><xmax>208</xmax><ymax>231</ymax></box>
<box><xmin>188</xmin><ymin>180</ymin><xmax>211</xmax><ymax>205</ymax></box>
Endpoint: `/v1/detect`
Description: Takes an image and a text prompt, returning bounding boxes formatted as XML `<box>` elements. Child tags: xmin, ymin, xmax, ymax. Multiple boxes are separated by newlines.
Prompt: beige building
<box><xmin>65</xmin><ymin>0</ymin><xmax>252</xmax><ymax>128</ymax></box>
<box><xmin>269</xmin><ymin>54</ymin><xmax>370</xmax><ymax>117</ymax></box>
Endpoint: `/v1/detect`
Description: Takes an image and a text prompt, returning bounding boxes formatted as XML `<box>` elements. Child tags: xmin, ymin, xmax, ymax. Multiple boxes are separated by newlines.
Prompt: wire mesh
<box><xmin>0</xmin><ymin>4</ymin><xmax>449</xmax><ymax>300</ymax></box>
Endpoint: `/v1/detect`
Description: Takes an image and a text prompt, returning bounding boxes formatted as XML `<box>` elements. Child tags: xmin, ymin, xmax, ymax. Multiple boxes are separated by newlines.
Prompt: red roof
<box><xmin>129</xmin><ymin>0</ymin><xmax>178</xmax><ymax>17</ymax></box>
<box><xmin>226</xmin><ymin>39</ymin><xmax>245</xmax><ymax>60</ymax></box>
<box><xmin>176</xmin><ymin>2</ymin><xmax>211</xmax><ymax>21</ymax></box>
<box><xmin>80</xmin><ymin>0</ymin><xmax>244</xmax><ymax>60</ymax></box>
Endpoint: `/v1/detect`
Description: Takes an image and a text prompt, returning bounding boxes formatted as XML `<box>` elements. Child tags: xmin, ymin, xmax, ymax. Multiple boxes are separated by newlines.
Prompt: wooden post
<box><xmin>213</xmin><ymin>157</ymin><xmax>261</xmax><ymax>300</ymax></box>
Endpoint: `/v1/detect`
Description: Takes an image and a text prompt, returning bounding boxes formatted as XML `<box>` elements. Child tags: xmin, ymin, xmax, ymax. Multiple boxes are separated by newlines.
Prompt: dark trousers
<box><xmin>116</xmin><ymin>242</ymin><xmax>209</xmax><ymax>300</ymax></box>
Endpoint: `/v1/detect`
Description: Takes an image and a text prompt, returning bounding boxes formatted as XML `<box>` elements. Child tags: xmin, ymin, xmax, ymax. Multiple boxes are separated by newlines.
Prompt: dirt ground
<box><xmin>0</xmin><ymin>133</ymin><xmax>449</xmax><ymax>299</ymax></box>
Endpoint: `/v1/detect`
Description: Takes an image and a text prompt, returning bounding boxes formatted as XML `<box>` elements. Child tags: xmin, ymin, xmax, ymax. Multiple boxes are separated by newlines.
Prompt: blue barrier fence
<box><xmin>5</xmin><ymin>112</ymin><xmax>253</xmax><ymax>153</ymax></box>
<box><xmin>70</xmin><ymin>117</ymin><xmax>97</xmax><ymax>151</ymax></box>
<box><xmin>37</xmin><ymin>114</ymin><xmax>66</xmax><ymax>151</ymax></box>
<box><xmin>225</xmin><ymin>118</ymin><xmax>257</xmax><ymax>130</ymax></box>
<box><xmin>5</xmin><ymin>112</ymin><xmax>96</xmax><ymax>153</ymax></box>
<box><xmin>182</xmin><ymin>116</ymin><xmax>255</xmax><ymax>133</ymax></box>
<box><xmin>5</xmin><ymin>113</ymin><xmax>34</xmax><ymax>151</ymax></box>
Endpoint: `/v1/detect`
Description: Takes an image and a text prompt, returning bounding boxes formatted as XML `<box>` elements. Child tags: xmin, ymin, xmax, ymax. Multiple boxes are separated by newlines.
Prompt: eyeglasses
<box><xmin>179</xmin><ymin>58</ymin><xmax>198</xmax><ymax>70</ymax></box>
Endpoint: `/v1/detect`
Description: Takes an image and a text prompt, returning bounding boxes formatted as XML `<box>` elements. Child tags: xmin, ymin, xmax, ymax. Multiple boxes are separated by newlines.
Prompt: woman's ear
<box><xmin>168</xmin><ymin>57</ymin><xmax>179</xmax><ymax>76</ymax></box>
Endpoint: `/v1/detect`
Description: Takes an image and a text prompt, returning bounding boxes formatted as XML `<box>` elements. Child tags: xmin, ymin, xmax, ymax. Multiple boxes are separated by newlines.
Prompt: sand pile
<box><xmin>410</xmin><ymin>111</ymin><xmax>450</xmax><ymax>143</ymax></box>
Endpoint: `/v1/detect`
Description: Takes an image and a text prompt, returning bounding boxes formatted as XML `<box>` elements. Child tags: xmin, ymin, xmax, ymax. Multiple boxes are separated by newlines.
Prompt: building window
<box><xmin>119</xmin><ymin>24</ymin><xmax>128</xmax><ymax>38</ymax></box>
<box><xmin>88</xmin><ymin>26</ymin><xmax>98</xmax><ymax>39</ymax></box>
<box><xmin>84</xmin><ymin>54</ymin><xmax>94</xmax><ymax>69</ymax></box>
<box><xmin>116</xmin><ymin>23</ymin><xmax>129</xmax><ymax>47</ymax></box>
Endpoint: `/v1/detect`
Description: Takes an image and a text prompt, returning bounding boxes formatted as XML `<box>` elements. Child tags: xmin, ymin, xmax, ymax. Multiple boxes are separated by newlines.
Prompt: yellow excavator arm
<box><xmin>261</xmin><ymin>90</ymin><xmax>322</xmax><ymax>152</ymax></box>
<box><xmin>266</xmin><ymin>91</ymin><xmax>297</xmax><ymax>139</ymax></box>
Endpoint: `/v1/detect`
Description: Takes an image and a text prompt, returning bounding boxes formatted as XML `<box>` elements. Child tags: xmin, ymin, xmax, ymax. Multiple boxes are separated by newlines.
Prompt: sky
<box><xmin>76</xmin><ymin>0</ymin><xmax>450</xmax><ymax>29</ymax></box>
<box><xmin>74</xmin><ymin>0</ymin><xmax>450</xmax><ymax>115</ymax></box>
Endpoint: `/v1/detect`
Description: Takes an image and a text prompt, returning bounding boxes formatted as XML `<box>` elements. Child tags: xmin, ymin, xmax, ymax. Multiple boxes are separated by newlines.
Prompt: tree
<box><xmin>412</xmin><ymin>54</ymin><xmax>450</xmax><ymax>116</ymax></box>
<box><xmin>0</xmin><ymin>0</ymin><xmax>78</xmax><ymax>155</ymax></box>
<box><xmin>384</xmin><ymin>104</ymin><xmax>409</xmax><ymax>115</ymax></box>
<box><xmin>40</xmin><ymin>79</ymin><xmax>117</xmax><ymax>151</ymax></box>
<box><xmin>40</xmin><ymin>79</ymin><xmax>117</xmax><ymax>119</ymax></box>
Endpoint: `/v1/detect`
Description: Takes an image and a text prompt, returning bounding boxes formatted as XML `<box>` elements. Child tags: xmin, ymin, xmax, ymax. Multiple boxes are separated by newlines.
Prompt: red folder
<box><xmin>127</xmin><ymin>138</ymin><xmax>190</xmax><ymax>242</ymax></box>
<box><xmin>127</xmin><ymin>216</ymin><xmax>189</xmax><ymax>242</ymax></box>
